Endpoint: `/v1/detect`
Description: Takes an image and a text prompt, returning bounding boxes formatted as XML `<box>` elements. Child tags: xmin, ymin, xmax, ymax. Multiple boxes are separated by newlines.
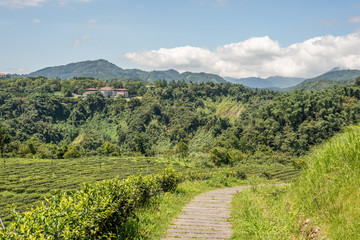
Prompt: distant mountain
<box><xmin>28</xmin><ymin>59</ymin><xmax>125</xmax><ymax>79</ymax></box>
<box><xmin>28</xmin><ymin>59</ymin><xmax>227</xmax><ymax>83</ymax></box>
<box><xmin>288</xmin><ymin>69</ymin><xmax>360</xmax><ymax>91</ymax></box>
<box><xmin>179</xmin><ymin>71</ymin><xmax>227</xmax><ymax>83</ymax></box>
<box><xmin>225</xmin><ymin>76</ymin><xmax>305</xmax><ymax>89</ymax></box>
<box><xmin>327</xmin><ymin>66</ymin><xmax>350</xmax><ymax>72</ymax></box>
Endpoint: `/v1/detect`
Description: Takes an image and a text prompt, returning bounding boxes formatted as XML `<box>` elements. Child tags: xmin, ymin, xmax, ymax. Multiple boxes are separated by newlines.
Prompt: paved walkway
<box><xmin>162</xmin><ymin>185</ymin><xmax>251</xmax><ymax>240</ymax></box>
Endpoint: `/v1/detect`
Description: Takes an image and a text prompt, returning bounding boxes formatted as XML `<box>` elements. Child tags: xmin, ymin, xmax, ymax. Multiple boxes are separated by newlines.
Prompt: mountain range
<box><xmin>28</xmin><ymin>59</ymin><xmax>227</xmax><ymax>84</ymax></box>
<box><xmin>224</xmin><ymin>76</ymin><xmax>305</xmax><ymax>89</ymax></box>
<box><xmin>26</xmin><ymin>59</ymin><xmax>360</xmax><ymax>90</ymax></box>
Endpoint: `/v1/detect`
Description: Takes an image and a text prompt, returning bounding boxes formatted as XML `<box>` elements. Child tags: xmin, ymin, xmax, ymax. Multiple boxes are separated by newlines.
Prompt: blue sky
<box><xmin>1</xmin><ymin>0</ymin><xmax>360</xmax><ymax>78</ymax></box>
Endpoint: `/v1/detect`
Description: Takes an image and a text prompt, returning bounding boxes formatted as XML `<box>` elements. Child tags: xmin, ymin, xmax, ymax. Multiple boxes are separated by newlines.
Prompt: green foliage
<box><xmin>0</xmin><ymin>156</ymin><xmax>189</xmax><ymax>224</ymax></box>
<box><xmin>231</xmin><ymin>124</ymin><xmax>360</xmax><ymax>239</ymax></box>
<box><xmin>210</xmin><ymin>147</ymin><xmax>230</xmax><ymax>165</ymax></box>
<box><xmin>231</xmin><ymin>185</ymin><xmax>297</xmax><ymax>239</ymax></box>
<box><xmin>289</xmin><ymin>69</ymin><xmax>360</xmax><ymax>91</ymax></box>
<box><xmin>63</xmin><ymin>145</ymin><xmax>81</xmax><ymax>158</ymax></box>
<box><xmin>0</xmin><ymin>125</ymin><xmax>11</xmax><ymax>159</ymax></box>
<box><xmin>174</xmin><ymin>140</ymin><xmax>189</xmax><ymax>158</ymax></box>
<box><xmin>101</xmin><ymin>141</ymin><xmax>115</xmax><ymax>155</ymax></box>
<box><xmin>228</xmin><ymin>149</ymin><xmax>246</xmax><ymax>164</ymax></box>
<box><xmin>0</xmin><ymin>167</ymin><xmax>181</xmax><ymax>239</ymax></box>
<box><xmin>2</xmin><ymin>76</ymin><xmax>360</xmax><ymax>163</ymax></box>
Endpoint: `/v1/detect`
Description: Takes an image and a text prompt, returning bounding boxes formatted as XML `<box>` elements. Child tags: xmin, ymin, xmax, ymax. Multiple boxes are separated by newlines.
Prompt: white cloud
<box><xmin>0</xmin><ymin>0</ymin><xmax>46</xmax><ymax>8</ymax></box>
<box><xmin>349</xmin><ymin>15</ymin><xmax>360</xmax><ymax>23</ymax></box>
<box><xmin>73</xmin><ymin>35</ymin><xmax>91</xmax><ymax>46</ymax></box>
<box><xmin>32</xmin><ymin>19</ymin><xmax>41</xmax><ymax>23</ymax></box>
<box><xmin>124</xmin><ymin>33</ymin><xmax>360</xmax><ymax>78</ymax></box>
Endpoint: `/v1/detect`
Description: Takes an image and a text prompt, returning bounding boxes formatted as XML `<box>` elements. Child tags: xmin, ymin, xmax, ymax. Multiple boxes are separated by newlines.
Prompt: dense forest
<box><xmin>1</xmin><ymin>76</ymin><xmax>360</xmax><ymax>166</ymax></box>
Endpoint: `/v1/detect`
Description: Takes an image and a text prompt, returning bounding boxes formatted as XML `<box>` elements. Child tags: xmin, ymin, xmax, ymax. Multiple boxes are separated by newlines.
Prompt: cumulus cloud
<box><xmin>0</xmin><ymin>0</ymin><xmax>46</xmax><ymax>8</ymax></box>
<box><xmin>73</xmin><ymin>35</ymin><xmax>91</xmax><ymax>46</ymax></box>
<box><xmin>124</xmin><ymin>34</ymin><xmax>360</xmax><ymax>78</ymax></box>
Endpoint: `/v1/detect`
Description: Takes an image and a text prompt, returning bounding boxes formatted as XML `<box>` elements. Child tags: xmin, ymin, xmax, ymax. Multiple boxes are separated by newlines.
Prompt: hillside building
<box><xmin>114</xmin><ymin>88</ymin><xmax>129</xmax><ymax>98</ymax></box>
<box><xmin>100</xmin><ymin>87</ymin><xmax>114</xmax><ymax>98</ymax></box>
<box><xmin>82</xmin><ymin>87</ymin><xmax>129</xmax><ymax>98</ymax></box>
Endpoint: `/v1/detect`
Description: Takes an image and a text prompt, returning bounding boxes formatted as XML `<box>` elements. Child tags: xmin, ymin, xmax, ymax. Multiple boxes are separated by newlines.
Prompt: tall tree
<box><xmin>0</xmin><ymin>126</ymin><xmax>10</xmax><ymax>164</ymax></box>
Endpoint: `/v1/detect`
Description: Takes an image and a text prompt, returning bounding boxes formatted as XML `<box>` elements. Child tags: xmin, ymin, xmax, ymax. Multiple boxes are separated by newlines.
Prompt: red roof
<box><xmin>115</xmin><ymin>88</ymin><xmax>128</xmax><ymax>91</ymax></box>
<box><xmin>83</xmin><ymin>91</ymin><xmax>94</xmax><ymax>95</ymax></box>
<box><xmin>0</xmin><ymin>73</ymin><xmax>5</xmax><ymax>76</ymax></box>
<box><xmin>85</xmin><ymin>88</ymin><xmax>98</xmax><ymax>91</ymax></box>
<box><xmin>100</xmin><ymin>87</ymin><xmax>114</xmax><ymax>90</ymax></box>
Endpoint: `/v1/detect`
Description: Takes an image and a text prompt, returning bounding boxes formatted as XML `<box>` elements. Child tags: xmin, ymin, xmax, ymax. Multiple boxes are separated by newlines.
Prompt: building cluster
<box><xmin>83</xmin><ymin>87</ymin><xmax>129</xmax><ymax>98</ymax></box>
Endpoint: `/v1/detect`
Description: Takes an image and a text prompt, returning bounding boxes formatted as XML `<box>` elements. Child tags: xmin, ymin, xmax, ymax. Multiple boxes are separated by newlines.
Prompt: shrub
<box><xmin>228</xmin><ymin>149</ymin><xmax>246</xmax><ymax>164</ymax></box>
<box><xmin>63</xmin><ymin>145</ymin><xmax>81</xmax><ymax>158</ymax></box>
<box><xmin>0</xmin><ymin>167</ymin><xmax>181</xmax><ymax>239</ymax></box>
<box><xmin>210</xmin><ymin>147</ymin><xmax>230</xmax><ymax>165</ymax></box>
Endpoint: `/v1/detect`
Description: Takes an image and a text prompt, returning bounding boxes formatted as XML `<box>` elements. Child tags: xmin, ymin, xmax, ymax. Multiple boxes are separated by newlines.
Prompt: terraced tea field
<box><xmin>0</xmin><ymin>157</ymin><xmax>301</xmax><ymax>226</ymax></box>
<box><xmin>0</xmin><ymin>156</ymin><xmax>186</xmax><ymax>224</ymax></box>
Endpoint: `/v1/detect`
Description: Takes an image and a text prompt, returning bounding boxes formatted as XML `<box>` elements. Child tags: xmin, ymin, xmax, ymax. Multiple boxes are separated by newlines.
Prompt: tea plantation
<box><xmin>0</xmin><ymin>156</ymin><xmax>187</xmax><ymax>224</ymax></box>
<box><xmin>0</xmin><ymin>156</ymin><xmax>300</xmax><ymax>226</ymax></box>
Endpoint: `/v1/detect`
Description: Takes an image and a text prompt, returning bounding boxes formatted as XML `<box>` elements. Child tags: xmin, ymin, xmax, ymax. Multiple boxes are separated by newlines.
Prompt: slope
<box><xmin>231</xmin><ymin>124</ymin><xmax>360</xmax><ymax>239</ymax></box>
<box><xmin>287</xmin><ymin>69</ymin><xmax>360</xmax><ymax>91</ymax></box>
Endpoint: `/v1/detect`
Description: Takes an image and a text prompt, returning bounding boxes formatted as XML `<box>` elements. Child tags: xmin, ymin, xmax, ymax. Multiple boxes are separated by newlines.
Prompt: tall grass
<box><xmin>291</xmin><ymin>125</ymin><xmax>360</xmax><ymax>238</ymax></box>
<box><xmin>231</xmin><ymin>125</ymin><xmax>360</xmax><ymax>239</ymax></box>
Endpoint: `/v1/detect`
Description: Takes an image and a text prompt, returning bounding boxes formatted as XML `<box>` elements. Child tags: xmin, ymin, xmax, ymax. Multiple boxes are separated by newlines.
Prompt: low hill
<box><xmin>28</xmin><ymin>59</ymin><xmax>227</xmax><ymax>83</ymax></box>
<box><xmin>287</xmin><ymin>69</ymin><xmax>360</xmax><ymax>91</ymax></box>
<box><xmin>225</xmin><ymin>76</ymin><xmax>305</xmax><ymax>89</ymax></box>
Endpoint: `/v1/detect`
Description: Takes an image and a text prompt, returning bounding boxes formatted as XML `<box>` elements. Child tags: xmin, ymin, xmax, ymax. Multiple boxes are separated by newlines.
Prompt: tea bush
<box><xmin>0</xmin><ymin>167</ymin><xmax>180</xmax><ymax>239</ymax></box>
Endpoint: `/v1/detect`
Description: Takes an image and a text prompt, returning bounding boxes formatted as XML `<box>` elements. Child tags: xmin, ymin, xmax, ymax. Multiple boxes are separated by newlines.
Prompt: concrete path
<box><xmin>162</xmin><ymin>185</ymin><xmax>251</xmax><ymax>240</ymax></box>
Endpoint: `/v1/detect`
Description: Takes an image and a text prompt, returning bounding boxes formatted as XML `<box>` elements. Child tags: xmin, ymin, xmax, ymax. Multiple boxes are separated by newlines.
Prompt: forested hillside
<box><xmin>1</xmin><ymin>76</ymin><xmax>360</xmax><ymax>165</ymax></box>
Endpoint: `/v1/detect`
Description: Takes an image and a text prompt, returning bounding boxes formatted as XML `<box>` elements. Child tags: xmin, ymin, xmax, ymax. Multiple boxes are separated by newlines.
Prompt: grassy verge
<box><xmin>230</xmin><ymin>184</ymin><xmax>298</xmax><ymax>239</ymax></box>
<box><xmin>231</xmin><ymin>125</ymin><xmax>360</xmax><ymax>239</ymax></box>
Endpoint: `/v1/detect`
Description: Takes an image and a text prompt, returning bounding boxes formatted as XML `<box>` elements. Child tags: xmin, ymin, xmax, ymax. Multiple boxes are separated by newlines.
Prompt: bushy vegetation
<box><xmin>0</xmin><ymin>165</ymin><xmax>272</xmax><ymax>239</ymax></box>
<box><xmin>0</xmin><ymin>167</ymin><xmax>180</xmax><ymax>239</ymax></box>
<box><xmin>0</xmin><ymin>156</ymin><xmax>186</xmax><ymax>224</ymax></box>
<box><xmin>1</xmin><ymin>76</ymin><xmax>360</xmax><ymax>165</ymax></box>
<box><xmin>231</xmin><ymin>124</ymin><xmax>360</xmax><ymax>239</ymax></box>
<box><xmin>2</xmin><ymin>75</ymin><xmax>360</xmax><ymax>239</ymax></box>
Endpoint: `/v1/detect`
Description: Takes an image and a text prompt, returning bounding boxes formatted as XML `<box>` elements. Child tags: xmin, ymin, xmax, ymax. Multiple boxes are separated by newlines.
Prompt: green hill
<box><xmin>27</xmin><ymin>59</ymin><xmax>227</xmax><ymax>83</ymax></box>
<box><xmin>287</xmin><ymin>69</ymin><xmax>360</xmax><ymax>91</ymax></box>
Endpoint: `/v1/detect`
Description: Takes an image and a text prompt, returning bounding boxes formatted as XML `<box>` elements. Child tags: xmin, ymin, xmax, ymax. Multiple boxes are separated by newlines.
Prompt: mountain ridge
<box><xmin>26</xmin><ymin>60</ymin><xmax>360</xmax><ymax>90</ymax></box>
<box><xmin>28</xmin><ymin>59</ymin><xmax>227</xmax><ymax>83</ymax></box>
<box><xmin>225</xmin><ymin>76</ymin><xmax>305</xmax><ymax>89</ymax></box>
<box><xmin>286</xmin><ymin>69</ymin><xmax>360</xmax><ymax>91</ymax></box>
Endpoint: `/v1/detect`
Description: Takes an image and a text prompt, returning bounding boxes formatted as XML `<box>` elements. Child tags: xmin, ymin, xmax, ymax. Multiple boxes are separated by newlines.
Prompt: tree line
<box><xmin>1</xmin><ymin>76</ymin><xmax>360</xmax><ymax>166</ymax></box>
